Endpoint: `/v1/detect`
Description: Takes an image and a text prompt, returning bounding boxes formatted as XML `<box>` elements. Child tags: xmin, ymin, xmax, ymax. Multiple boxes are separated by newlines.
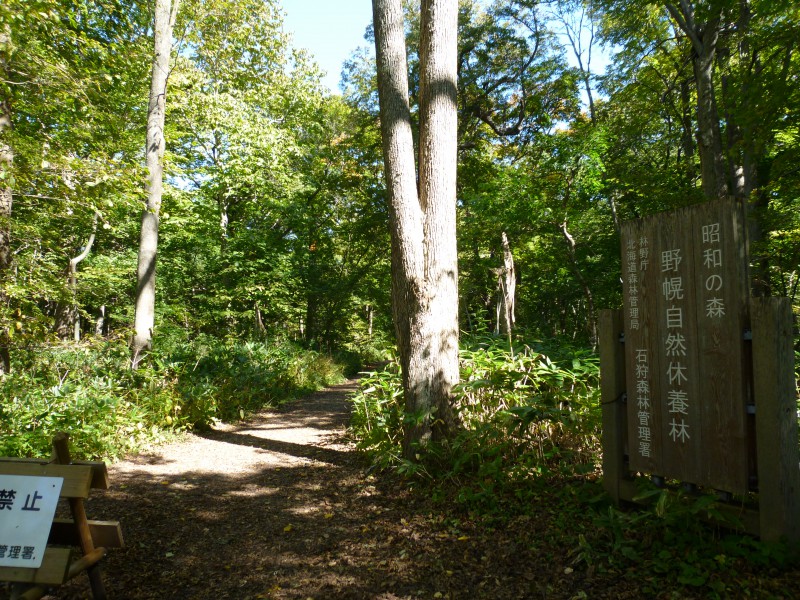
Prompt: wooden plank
<box><xmin>654</xmin><ymin>205</ymin><xmax>702</xmax><ymax>485</ymax></box>
<box><xmin>52</xmin><ymin>433</ymin><xmax>107</xmax><ymax>600</ymax></box>
<box><xmin>620</xmin><ymin>218</ymin><xmax>664</xmax><ymax>475</ymax></box>
<box><xmin>0</xmin><ymin>547</ymin><xmax>71</xmax><ymax>585</ymax></box>
<box><xmin>0</xmin><ymin>459</ymin><xmax>109</xmax><ymax>490</ymax></box>
<box><xmin>692</xmin><ymin>197</ymin><xmax>750</xmax><ymax>494</ymax></box>
<box><xmin>618</xmin><ymin>478</ymin><xmax>760</xmax><ymax>536</ymax></box>
<box><xmin>716</xmin><ymin>503</ymin><xmax>761</xmax><ymax>537</ymax></box>
<box><xmin>19</xmin><ymin>585</ymin><xmax>47</xmax><ymax>600</ymax></box>
<box><xmin>67</xmin><ymin>547</ymin><xmax>106</xmax><ymax>581</ymax></box>
<box><xmin>617</xmin><ymin>475</ymin><xmax>639</xmax><ymax>504</ymax></box>
<box><xmin>0</xmin><ymin>437</ymin><xmax>116</xmax><ymax>598</ymax></box>
<box><xmin>617</xmin><ymin>199</ymin><xmax>756</xmax><ymax>492</ymax></box>
<box><xmin>49</xmin><ymin>519</ymin><xmax>124</xmax><ymax>549</ymax></box>
<box><xmin>77</xmin><ymin>461</ymin><xmax>110</xmax><ymax>490</ymax></box>
<box><xmin>599</xmin><ymin>309</ymin><xmax>629</xmax><ymax>503</ymax></box>
<box><xmin>751</xmin><ymin>297</ymin><xmax>800</xmax><ymax>543</ymax></box>
<box><xmin>0</xmin><ymin>463</ymin><xmax>92</xmax><ymax>498</ymax></box>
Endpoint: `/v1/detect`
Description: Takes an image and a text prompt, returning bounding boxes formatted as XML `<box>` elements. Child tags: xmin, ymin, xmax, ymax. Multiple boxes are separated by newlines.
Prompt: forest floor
<box><xmin>16</xmin><ymin>381</ymin><xmax>799</xmax><ymax>600</ymax></box>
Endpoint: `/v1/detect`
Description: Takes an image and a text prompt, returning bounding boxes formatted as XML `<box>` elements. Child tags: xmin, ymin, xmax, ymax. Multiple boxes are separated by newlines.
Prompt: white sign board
<box><xmin>0</xmin><ymin>475</ymin><xmax>63</xmax><ymax>568</ymax></box>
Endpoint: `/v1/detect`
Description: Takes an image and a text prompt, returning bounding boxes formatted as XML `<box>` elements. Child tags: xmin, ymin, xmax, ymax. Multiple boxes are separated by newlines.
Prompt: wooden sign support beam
<box><xmin>599</xmin><ymin>309</ymin><xmax>634</xmax><ymax>503</ymax></box>
<box><xmin>751</xmin><ymin>297</ymin><xmax>800</xmax><ymax>543</ymax></box>
<box><xmin>52</xmin><ymin>433</ymin><xmax>107</xmax><ymax>600</ymax></box>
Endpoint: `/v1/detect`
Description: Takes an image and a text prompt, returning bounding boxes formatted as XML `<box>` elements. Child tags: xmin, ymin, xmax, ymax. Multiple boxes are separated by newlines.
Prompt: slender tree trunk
<box><xmin>70</xmin><ymin>213</ymin><xmax>98</xmax><ymax>342</ymax></box>
<box><xmin>728</xmin><ymin>2</ymin><xmax>770</xmax><ymax>296</ymax></box>
<box><xmin>679</xmin><ymin>77</ymin><xmax>696</xmax><ymax>183</ymax></box>
<box><xmin>559</xmin><ymin>1</ymin><xmax>596</xmax><ymax>123</ymax></box>
<box><xmin>560</xmin><ymin>220</ymin><xmax>597</xmax><ymax>344</ymax></box>
<box><xmin>131</xmin><ymin>0</ymin><xmax>179</xmax><ymax>368</ymax></box>
<box><xmin>219</xmin><ymin>196</ymin><xmax>229</xmax><ymax>249</ymax></box>
<box><xmin>733</xmin><ymin>0</ymin><xmax>755</xmax><ymax>201</ymax></box>
<box><xmin>0</xmin><ymin>105</ymin><xmax>10</xmax><ymax>280</ymax></box>
<box><xmin>255</xmin><ymin>302</ymin><xmax>266</xmax><ymax>337</ymax></box>
<box><xmin>95</xmin><ymin>305</ymin><xmax>107</xmax><ymax>336</ymax></box>
<box><xmin>54</xmin><ymin>213</ymin><xmax>97</xmax><ymax>340</ymax></box>
<box><xmin>373</xmin><ymin>0</ymin><xmax>460</xmax><ymax>457</ymax></box>
<box><xmin>365</xmin><ymin>304</ymin><xmax>374</xmax><ymax>338</ymax></box>
<box><xmin>305</xmin><ymin>294</ymin><xmax>318</xmax><ymax>348</ymax></box>
<box><xmin>0</xmin><ymin>25</ymin><xmax>13</xmax><ymax>374</ymax></box>
<box><xmin>495</xmin><ymin>232</ymin><xmax>515</xmax><ymax>342</ymax></box>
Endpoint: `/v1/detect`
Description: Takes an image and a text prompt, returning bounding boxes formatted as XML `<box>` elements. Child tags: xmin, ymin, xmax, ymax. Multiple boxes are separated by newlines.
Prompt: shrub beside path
<box><xmin>47</xmin><ymin>382</ymin><xmax>636</xmax><ymax>599</ymax></box>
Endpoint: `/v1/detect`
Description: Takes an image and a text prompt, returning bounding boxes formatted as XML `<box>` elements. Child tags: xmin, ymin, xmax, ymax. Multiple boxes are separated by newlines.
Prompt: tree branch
<box><xmin>664</xmin><ymin>1</ymin><xmax>702</xmax><ymax>52</ymax></box>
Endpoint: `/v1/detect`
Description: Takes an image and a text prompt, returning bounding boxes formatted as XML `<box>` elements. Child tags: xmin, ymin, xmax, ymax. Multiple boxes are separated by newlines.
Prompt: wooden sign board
<box><xmin>620</xmin><ymin>197</ymin><xmax>751</xmax><ymax>494</ymax></box>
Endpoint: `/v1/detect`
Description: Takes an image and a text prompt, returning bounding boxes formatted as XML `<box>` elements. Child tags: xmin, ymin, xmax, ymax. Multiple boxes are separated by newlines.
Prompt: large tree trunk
<box><xmin>0</xmin><ymin>25</ymin><xmax>13</xmax><ymax>375</ymax></box>
<box><xmin>693</xmin><ymin>38</ymin><xmax>727</xmax><ymax>200</ymax></box>
<box><xmin>665</xmin><ymin>2</ymin><xmax>728</xmax><ymax>201</ymax></box>
<box><xmin>131</xmin><ymin>0</ymin><xmax>179</xmax><ymax>368</ymax></box>
<box><xmin>373</xmin><ymin>0</ymin><xmax>460</xmax><ymax>457</ymax></box>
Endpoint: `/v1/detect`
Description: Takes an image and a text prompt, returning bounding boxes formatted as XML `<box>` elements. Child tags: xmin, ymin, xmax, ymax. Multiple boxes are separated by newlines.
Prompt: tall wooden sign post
<box><xmin>600</xmin><ymin>197</ymin><xmax>799</xmax><ymax>542</ymax></box>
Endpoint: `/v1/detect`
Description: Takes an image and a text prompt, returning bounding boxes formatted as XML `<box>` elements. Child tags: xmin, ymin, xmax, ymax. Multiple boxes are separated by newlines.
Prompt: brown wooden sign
<box><xmin>619</xmin><ymin>197</ymin><xmax>751</xmax><ymax>494</ymax></box>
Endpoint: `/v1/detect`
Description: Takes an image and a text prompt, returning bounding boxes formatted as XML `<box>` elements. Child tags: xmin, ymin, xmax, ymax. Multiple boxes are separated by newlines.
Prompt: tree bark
<box><xmin>95</xmin><ymin>305</ymin><xmax>107</xmax><ymax>336</ymax></box>
<box><xmin>665</xmin><ymin>2</ymin><xmax>728</xmax><ymax>200</ymax></box>
<box><xmin>0</xmin><ymin>25</ymin><xmax>13</xmax><ymax>375</ymax></box>
<box><xmin>679</xmin><ymin>77</ymin><xmax>696</xmax><ymax>183</ymax></box>
<box><xmin>0</xmin><ymin>103</ymin><xmax>10</xmax><ymax>280</ymax></box>
<box><xmin>70</xmin><ymin>213</ymin><xmax>98</xmax><ymax>341</ymax></box>
<box><xmin>560</xmin><ymin>220</ymin><xmax>597</xmax><ymax>344</ymax></box>
<box><xmin>693</xmin><ymin>31</ymin><xmax>727</xmax><ymax>200</ymax></box>
<box><xmin>494</xmin><ymin>232</ymin><xmax>515</xmax><ymax>341</ymax></box>
<box><xmin>131</xmin><ymin>0</ymin><xmax>179</xmax><ymax>368</ymax></box>
<box><xmin>54</xmin><ymin>212</ymin><xmax>98</xmax><ymax>341</ymax></box>
<box><xmin>373</xmin><ymin>0</ymin><xmax>460</xmax><ymax>457</ymax></box>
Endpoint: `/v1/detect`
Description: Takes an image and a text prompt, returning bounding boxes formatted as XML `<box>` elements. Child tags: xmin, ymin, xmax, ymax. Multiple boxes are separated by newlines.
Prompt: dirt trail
<box><xmin>37</xmin><ymin>381</ymin><xmax>590</xmax><ymax>600</ymax></box>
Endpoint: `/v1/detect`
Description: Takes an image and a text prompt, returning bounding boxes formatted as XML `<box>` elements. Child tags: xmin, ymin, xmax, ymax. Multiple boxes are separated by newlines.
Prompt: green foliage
<box><xmin>0</xmin><ymin>336</ymin><xmax>344</xmax><ymax>460</ymax></box>
<box><xmin>573</xmin><ymin>483</ymin><xmax>798</xmax><ymax>598</ymax></box>
<box><xmin>1</xmin><ymin>0</ymin><xmax>390</xmax><ymax>361</ymax></box>
<box><xmin>1</xmin><ymin>337</ymin><xmax>169</xmax><ymax>460</ymax></box>
<box><xmin>453</xmin><ymin>337</ymin><xmax>600</xmax><ymax>461</ymax></box>
<box><xmin>349</xmin><ymin>361</ymin><xmax>405</xmax><ymax>469</ymax></box>
<box><xmin>150</xmin><ymin>331</ymin><xmax>345</xmax><ymax>425</ymax></box>
<box><xmin>349</xmin><ymin>336</ymin><xmax>602</xmax><ymax>506</ymax></box>
<box><xmin>350</xmin><ymin>335</ymin><xmax>800</xmax><ymax>598</ymax></box>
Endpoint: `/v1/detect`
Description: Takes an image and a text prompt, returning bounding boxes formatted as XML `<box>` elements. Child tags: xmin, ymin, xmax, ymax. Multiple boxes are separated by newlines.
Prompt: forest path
<box><xmin>50</xmin><ymin>380</ymin><xmax>586</xmax><ymax>600</ymax></box>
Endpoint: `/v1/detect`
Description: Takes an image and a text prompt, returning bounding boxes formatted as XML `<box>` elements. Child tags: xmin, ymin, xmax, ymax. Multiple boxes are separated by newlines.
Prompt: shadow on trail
<box><xmin>51</xmin><ymin>381</ymin><xmax>464</xmax><ymax>599</ymax></box>
<box><xmin>45</xmin><ymin>380</ymin><xmax>576</xmax><ymax>600</ymax></box>
<box><xmin>195</xmin><ymin>429</ymin><xmax>352</xmax><ymax>468</ymax></box>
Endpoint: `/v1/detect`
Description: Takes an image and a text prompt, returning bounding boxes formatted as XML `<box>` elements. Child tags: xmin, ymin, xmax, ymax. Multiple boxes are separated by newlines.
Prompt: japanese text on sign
<box><xmin>702</xmin><ymin>222</ymin><xmax>726</xmax><ymax>318</ymax></box>
<box><xmin>619</xmin><ymin>197</ymin><xmax>751</xmax><ymax>495</ymax></box>
<box><xmin>0</xmin><ymin>475</ymin><xmax>63</xmax><ymax>569</ymax></box>
<box><xmin>661</xmin><ymin>248</ymin><xmax>691</xmax><ymax>444</ymax></box>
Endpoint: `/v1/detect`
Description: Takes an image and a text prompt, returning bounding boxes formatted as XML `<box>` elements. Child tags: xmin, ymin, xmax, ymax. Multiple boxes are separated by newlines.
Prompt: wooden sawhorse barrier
<box><xmin>0</xmin><ymin>433</ymin><xmax>123</xmax><ymax>599</ymax></box>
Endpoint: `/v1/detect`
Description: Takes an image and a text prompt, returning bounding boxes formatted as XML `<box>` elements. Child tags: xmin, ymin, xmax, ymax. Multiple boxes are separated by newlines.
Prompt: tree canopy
<box><xmin>0</xmin><ymin>0</ymin><xmax>796</xmax><ymax>378</ymax></box>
